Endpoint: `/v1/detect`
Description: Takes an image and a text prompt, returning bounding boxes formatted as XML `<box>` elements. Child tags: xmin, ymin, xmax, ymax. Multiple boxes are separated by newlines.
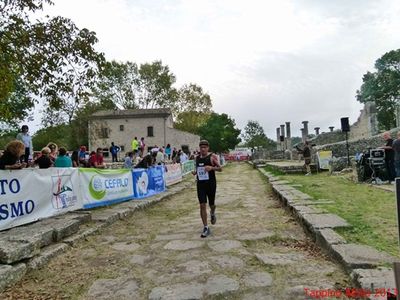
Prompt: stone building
<box><xmin>88</xmin><ymin>108</ymin><xmax>200</xmax><ymax>158</ymax></box>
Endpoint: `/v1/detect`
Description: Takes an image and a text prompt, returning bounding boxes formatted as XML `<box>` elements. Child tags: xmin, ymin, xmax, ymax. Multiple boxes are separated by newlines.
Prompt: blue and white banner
<box><xmin>79</xmin><ymin>168</ymin><xmax>134</xmax><ymax>208</ymax></box>
<box><xmin>0</xmin><ymin>168</ymin><xmax>81</xmax><ymax>231</ymax></box>
<box><xmin>133</xmin><ymin>166</ymin><xmax>166</xmax><ymax>199</ymax></box>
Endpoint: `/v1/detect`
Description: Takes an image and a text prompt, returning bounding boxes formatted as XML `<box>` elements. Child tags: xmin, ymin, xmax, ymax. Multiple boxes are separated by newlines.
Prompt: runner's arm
<box><xmin>211</xmin><ymin>154</ymin><xmax>222</xmax><ymax>172</ymax></box>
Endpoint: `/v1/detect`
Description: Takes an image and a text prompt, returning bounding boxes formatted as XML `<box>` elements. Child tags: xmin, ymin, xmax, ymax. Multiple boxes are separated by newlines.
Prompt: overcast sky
<box><xmin>36</xmin><ymin>0</ymin><xmax>400</xmax><ymax>139</ymax></box>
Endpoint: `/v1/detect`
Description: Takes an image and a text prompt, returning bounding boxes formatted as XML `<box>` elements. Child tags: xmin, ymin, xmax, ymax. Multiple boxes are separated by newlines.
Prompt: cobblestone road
<box><xmin>2</xmin><ymin>163</ymin><xmax>349</xmax><ymax>299</ymax></box>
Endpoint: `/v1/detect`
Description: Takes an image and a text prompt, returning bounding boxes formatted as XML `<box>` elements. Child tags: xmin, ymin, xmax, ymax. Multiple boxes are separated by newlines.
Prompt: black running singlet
<box><xmin>196</xmin><ymin>154</ymin><xmax>216</xmax><ymax>183</ymax></box>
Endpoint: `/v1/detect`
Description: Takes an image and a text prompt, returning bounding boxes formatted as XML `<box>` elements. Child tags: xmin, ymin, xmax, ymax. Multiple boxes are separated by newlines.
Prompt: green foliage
<box><xmin>174</xmin><ymin>111</ymin><xmax>211</xmax><ymax>135</ymax></box>
<box><xmin>242</xmin><ymin>120</ymin><xmax>276</xmax><ymax>150</ymax></box>
<box><xmin>0</xmin><ymin>130</ymin><xmax>20</xmax><ymax>150</ymax></box>
<box><xmin>198</xmin><ymin>113</ymin><xmax>241</xmax><ymax>153</ymax></box>
<box><xmin>357</xmin><ymin>49</ymin><xmax>400</xmax><ymax>130</ymax></box>
<box><xmin>32</xmin><ymin>125</ymin><xmax>71</xmax><ymax>150</ymax></box>
<box><xmin>1</xmin><ymin>0</ymin><xmax>104</xmax><ymax>125</ymax></box>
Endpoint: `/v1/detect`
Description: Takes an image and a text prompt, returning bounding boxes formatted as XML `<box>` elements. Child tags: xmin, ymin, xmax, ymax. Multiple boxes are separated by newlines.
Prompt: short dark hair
<box><xmin>59</xmin><ymin>147</ymin><xmax>67</xmax><ymax>156</ymax></box>
<box><xmin>21</xmin><ymin>125</ymin><xmax>28</xmax><ymax>131</ymax></box>
<box><xmin>96</xmin><ymin>147</ymin><xmax>102</xmax><ymax>152</ymax></box>
<box><xmin>199</xmin><ymin>140</ymin><xmax>209</xmax><ymax>146</ymax></box>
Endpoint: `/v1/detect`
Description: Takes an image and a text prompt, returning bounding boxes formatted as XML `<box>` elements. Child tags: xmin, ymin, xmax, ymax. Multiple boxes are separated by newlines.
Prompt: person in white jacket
<box><xmin>16</xmin><ymin>125</ymin><xmax>33</xmax><ymax>163</ymax></box>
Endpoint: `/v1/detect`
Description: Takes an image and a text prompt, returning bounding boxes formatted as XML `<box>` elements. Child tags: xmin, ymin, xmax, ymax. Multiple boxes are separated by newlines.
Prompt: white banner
<box><xmin>165</xmin><ymin>164</ymin><xmax>183</xmax><ymax>186</ymax></box>
<box><xmin>0</xmin><ymin>168</ymin><xmax>81</xmax><ymax>231</ymax></box>
<box><xmin>79</xmin><ymin>168</ymin><xmax>134</xmax><ymax>208</ymax></box>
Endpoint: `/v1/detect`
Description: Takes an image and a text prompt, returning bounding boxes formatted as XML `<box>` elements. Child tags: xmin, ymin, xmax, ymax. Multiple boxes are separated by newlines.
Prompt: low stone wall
<box><xmin>310</xmin><ymin>131</ymin><xmax>346</xmax><ymax>146</ymax></box>
<box><xmin>315</xmin><ymin>128</ymin><xmax>400</xmax><ymax>158</ymax></box>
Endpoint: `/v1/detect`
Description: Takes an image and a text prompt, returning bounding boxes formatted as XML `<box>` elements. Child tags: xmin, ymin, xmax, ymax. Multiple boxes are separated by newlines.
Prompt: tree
<box><xmin>173</xmin><ymin>83</ymin><xmax>213</xmax><ymax>134</ymax></box>
<box><xmin>242</xmin><ymin>120</ymin><xmax>276</xmax><ymax>150</ymax></box>
<box><xmin>1</xmin><ymin>0</ymin><xmax>104</xmax><ymax>125</ymax></box>
<box><xmin>356</xmin><ymin>49</ymin><xmax>400</xmax><ymax>130</ymax></box>
<box><xmin>198</xmin><ymin>113</ymin><xmax>241</xmax><ymax>153</ymax></box>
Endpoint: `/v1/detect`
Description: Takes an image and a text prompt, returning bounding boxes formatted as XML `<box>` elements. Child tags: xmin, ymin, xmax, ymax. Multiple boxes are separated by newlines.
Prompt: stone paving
<box><xmin>1</xmin><ymin>163</ymin><xmax>350</xmax><ymax>299</ymax></box>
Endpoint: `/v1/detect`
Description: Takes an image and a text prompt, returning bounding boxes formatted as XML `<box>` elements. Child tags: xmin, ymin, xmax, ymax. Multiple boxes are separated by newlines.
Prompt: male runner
<box><xmin>193</xmin><ymin>140</ymin><xmax>222</xmax><ymax>238</ymax></box>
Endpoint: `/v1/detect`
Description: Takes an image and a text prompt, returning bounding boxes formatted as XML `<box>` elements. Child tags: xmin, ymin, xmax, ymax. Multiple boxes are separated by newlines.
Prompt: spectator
<box><xmin>131</xmin><ymin>137</ymin><xmax>139</xmax><ymax>152</ymax></box>
<box><xmin>89</xmin><ymin>148</ymin><xmax>105</xmax><ymax>168</ymax></box>
<box><xmin>151</xmin><ymin>145</ymin><xmax>159</xmax><ymax>153</ymax></box>
<box><xmin>393</xmin><ymin>131</ymin><xmax>400</xmax><ymax>178</ymax></box>
<box><xmin>46</xmin><ymin>142</ymin><xmax>58</xmax><ymax>162</ymax></box>
<box><xmin>140</xmin><ymin>137</ymin><xmax>146</xmax><ymax>157</ymax></box>
<box><xmin>16</xmin><ymin>125</ymin><xmax>33</xmax><ymax>163</ymax></box>
<box><xmin>109</xmin><ymin>142</ymin><xmax>120</xmax><ymax>162</ymax></box>
<box><xmin>78</xmin><ymin>146</ymin><xmax>87</xmax><ymax>166</ymax></box>
<box><xmin>165</xmin><ymin>144</ymin><xmax>172</xmax><ymax>160</ymax></box>
<box><xmin>34</xmin><ymin>147</ymin><xmax>53</xmax><ymax>169</ymax></box>
<box><xmin>124</xmin><ymin>152</ymin><xmax>134</xmax><ymax>169</ymax></box>
<box><xmin>155</xmin><ymin>148</ymin><xmax>165</xmax><ymax>165</ymax></box>
<box><xmin>71</xmin><ymin>150</ymin><xmax>79</xmax><ymax>167</ymax></box>
<box><xmin>135</xmin><ymin>154</ymin><xmax>153</xmax><ymax>169</ymax></box>
<box><xmin>180</xmin><ymin>150</ymin><xmax>188</xmax><ymax>163</ymax></box>
<box><xmin>382</xmin><ymin>131</ymin><xmax>396</xmax><ymax>182</ymax></box>
<box><xmin>172</xmin><ymin>147</ymin><xmax>177</xmax><ymax>161</ymax></box>
<box><xmin>0</xmin><ymin>140</ymin><xmax>27</xmax><ymax>170</ymax></box>
<box><xmin>55</xmin><ymin>147</ymin><xmax>72</xmax><ymax>167</ymax></box>
<box><xmin>296</xmin><ymin>141</ymin><xmax>312</xmax><ymax>175</ymax></box>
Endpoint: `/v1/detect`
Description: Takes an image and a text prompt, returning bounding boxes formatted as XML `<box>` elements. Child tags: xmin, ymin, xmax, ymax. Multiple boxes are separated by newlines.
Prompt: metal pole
<box><xmin>346</xmin><ymin>131</ymin><xmax>350</xmax><ymax>167</ymax></box>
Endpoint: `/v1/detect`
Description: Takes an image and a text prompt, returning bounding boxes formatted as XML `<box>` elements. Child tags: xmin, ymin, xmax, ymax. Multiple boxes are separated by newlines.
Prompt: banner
<box><xmin>0</xmin><ymin>168</ymin><xmax>81</xmax><ymax>231</ymax></box>
<box><xmin>181</xmin><ymin>160</ymin><xmax>195</xmax><ymax>176</ymax></box>
<box><xmin>165</xmin><ymin>164</ymin><xmax>183</xmax><ymax>186</ymax></box>
<box><xmin>133</xmin><ymin>166</ymin><xmax>166</xmax><ymax>198</ymax></box>
<box><xmin>79</xmin><ymin>168</ymin><xmax>134</xmax><ymax>209</ymax></box>
<box><xmin>317</xmin><ymin>151</ymin><xmax>333</xmax><ymax>170</ymax></box>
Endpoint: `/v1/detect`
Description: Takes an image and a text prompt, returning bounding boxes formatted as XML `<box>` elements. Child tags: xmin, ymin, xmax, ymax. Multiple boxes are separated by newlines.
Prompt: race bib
<box><xmin>197</xmin><ymin>167</ymin><xmax>209</xmax><ymax>181</ymax></box>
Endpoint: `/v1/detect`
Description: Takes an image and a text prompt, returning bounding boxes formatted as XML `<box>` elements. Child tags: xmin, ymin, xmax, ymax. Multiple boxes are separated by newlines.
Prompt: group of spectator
<box><xmin>0</xmin><ymin>125</ymin><xmax>107</xmax><ymax>170</ymax></box>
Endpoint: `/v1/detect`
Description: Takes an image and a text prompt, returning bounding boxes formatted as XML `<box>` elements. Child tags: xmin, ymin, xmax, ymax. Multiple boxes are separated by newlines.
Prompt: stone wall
<box><xmin>315</xmin><ymin>127</ymin><xmax>400</xmax><ymax>157</ymax></box>
<box><xmin>349</xmin><ymin>102</ymin><xmax>379</xmax><ymax>140</ymax></box>
<box><xmin>309</xmin><ymin>131</ymin><xmax>345</xmax><ymax>146</ymax></box>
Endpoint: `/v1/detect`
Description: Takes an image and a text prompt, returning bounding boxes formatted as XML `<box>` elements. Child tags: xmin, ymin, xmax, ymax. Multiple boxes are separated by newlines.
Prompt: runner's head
<box><xmin>199</xmin><ymin>140</ymin><xmax>209</xmax><ymax>155</ymax></box>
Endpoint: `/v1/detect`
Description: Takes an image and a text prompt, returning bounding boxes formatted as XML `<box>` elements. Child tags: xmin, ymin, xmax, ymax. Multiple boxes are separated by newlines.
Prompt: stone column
<box><xmin>280</xmin><ymin>124</ymin><xmax>285</xmax><ymax>150</ymax></box>
<box><xmin>314</xmin><ymin>127</ymin><xmax>320</xmax><ymax>135</ymax></box>
<box><xmin>302</xmin><ymin>121</ymin><xmax>309</xmax><ymax>138</ymax></box>
<box><xmin>276</xmin><ymin>127</ymin><xmax>281</xmax><ymax>150</ymax></box>
<box><xmin>285</xmin><ymin>122</ymin><xmax>291</xmax><ymax>150</ymax></box>
<box><xmin>329</xmin><ymin>126</ymin><xmax>334</xmax><ymax>132</ymax></box>
<box><xmin>301</xmin><ymin>128</ymin><xmax>305</xmax><ymax>142</ymax></box>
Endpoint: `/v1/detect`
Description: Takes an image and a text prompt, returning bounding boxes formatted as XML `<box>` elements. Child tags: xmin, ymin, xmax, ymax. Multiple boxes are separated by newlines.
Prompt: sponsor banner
<box><xmin>317</xmin><ymin>151</ymin><xmax>333</xmax><ymax>170</ymax></box>
<box><xmin>133</xmin><ymin>165</ymin><xmax>166</xmax><ymax>198</ymax></box>
<box><xmin>79</xmin><ymin>168</ymin><xmax>134</xmax><ymax>209</ymax></box>
<box><xmin>0</xmin><ymin>168</ymin><xmax>81</xmax><ymax>231</ymax></box>
<box><xmin>165</xmin><ymin>164</ymin><xmax>183</xmax><ymax>186</ymax></box>
<box><xmin>181</xmin><ymin>160</ymin><xmax>195</xmax><ymax>176</ymax></box>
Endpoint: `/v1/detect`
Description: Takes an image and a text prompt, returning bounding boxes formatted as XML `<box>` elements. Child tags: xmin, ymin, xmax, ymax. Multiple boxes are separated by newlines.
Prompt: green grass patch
<box><xmin>263</xmin><ymin>164</ymin><xmax>285</xmax><ymax>176</ymax></box>
<box><xmin>269</xmin><ymin>171</ymin><xmax>400</xmax><ymax>257</ymax></box>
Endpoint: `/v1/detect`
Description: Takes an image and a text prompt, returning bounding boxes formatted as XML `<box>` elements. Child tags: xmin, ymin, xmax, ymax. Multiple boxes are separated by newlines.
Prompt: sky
<box><xmin>33</xmin><ymin>0</ymin><xmax>400</xmax><ymax>139</ymax></box>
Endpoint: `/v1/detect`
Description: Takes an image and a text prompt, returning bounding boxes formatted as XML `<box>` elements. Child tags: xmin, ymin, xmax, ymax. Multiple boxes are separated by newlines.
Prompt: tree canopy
<box><xmin>198</xmin><ymin>113</ymin><xmax>241</xmax><ymax>153</ymax></box>
<box><xmin>356</xmin><ymin>49</ymin><xmax>400</xmax><ymax>130</ymax></box>
<box><xmin>1</xmin><ymin>0</ymin><xmax>104</xmax><ymax>126</ymax></box>
<box><xmin>242</xmin><ymin>120</ymin><xmax>276</xmax><ymax>150</ymax></box>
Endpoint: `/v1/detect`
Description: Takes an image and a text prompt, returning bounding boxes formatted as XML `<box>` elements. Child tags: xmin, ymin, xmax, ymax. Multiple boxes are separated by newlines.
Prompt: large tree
<box><xmin>174</xmin><ymin>83</ymin><xmax>213</xmax><ymax>134</ymax></box>
<box><xmin>1</xmin><ymin>0</ymin><xmax>104</xmax><ymax>126</ymax></box>
<box><xmin>242</xmin><ymin>120</ymin><xmax>276</xmax><ymax>150</ymax></box>
<box><xmin>356</xmin><ymin>49</ymin><xmax>400</xmax><ymax>130</ymax></box>
<box><xmin>198</xmin><ymin>113</ymin><xmax>241</xmax><ymax>153</ymax></box>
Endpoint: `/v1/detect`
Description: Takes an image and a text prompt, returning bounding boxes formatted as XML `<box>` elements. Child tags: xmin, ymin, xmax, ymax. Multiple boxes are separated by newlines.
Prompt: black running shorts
<box><xmin>197</xmin><ymin>181</ymin><xmax>216</xmax><ymax>206</ymax></box>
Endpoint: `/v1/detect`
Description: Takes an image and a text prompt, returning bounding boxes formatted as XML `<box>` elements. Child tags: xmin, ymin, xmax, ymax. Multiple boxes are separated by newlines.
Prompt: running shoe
<box><xmin>201</xmin><ymin>226</ymin><xmax>210</xmax><ymax>238</ymax></box>
<box><xmin>211</xmin><ymin>213</ymin><xmax>217</xmax><ymax>225</ymax></box>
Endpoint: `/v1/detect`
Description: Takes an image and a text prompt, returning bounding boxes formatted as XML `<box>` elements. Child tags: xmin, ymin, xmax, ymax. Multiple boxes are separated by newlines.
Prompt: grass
<box><xmin>265</xmin><ymin>168</ymin><xmax>400</xmax><ymax>257</ymax></box>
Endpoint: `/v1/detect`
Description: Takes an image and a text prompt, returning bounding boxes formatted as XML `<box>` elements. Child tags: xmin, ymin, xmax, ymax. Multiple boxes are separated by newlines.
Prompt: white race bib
<box><xmin>197</xmin><ymin>167</ymin><xmax>209</xmax><ymax>181</ymax></box>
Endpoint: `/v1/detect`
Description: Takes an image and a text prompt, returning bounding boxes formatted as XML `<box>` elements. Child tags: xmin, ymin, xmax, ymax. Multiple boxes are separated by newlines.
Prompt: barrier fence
<box><xmin>0</xmin><ymin>162</ymin><xmax>194</xmax><ymax>231</ymax></box>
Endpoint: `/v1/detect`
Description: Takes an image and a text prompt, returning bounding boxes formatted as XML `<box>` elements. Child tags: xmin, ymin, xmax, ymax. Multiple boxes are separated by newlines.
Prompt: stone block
<box><xmin>301</xmin><ymin>213</ymin><xmax>350</xmax><ymax>231</ymax></box>
<box><xmin>0</xmin><ymin>240</ymin><xmax>40</xmax><ymax>264</ymax></box>
<box><xmin>50</xmin><ymin>219</ymin><xmax>81</xmax><ymax>242</ymax></box>
<box><xmin>316</xmin><ymin>228</ymin><xmax>346</xmax><ymax>248</ymax></box>
<box><xmin>91</xmin><ymin>210</ymin><xmax>120</xmax><ymax>224</ymax></box>
<box><xmin>331</xmin><ymin>244</ymin><xmax>396</xmax><ymax>269</ymax></box>
<box><xmin>0</xmin><ymin>263</ymin><xmax>26</xmax><ymax>293</ymax></box>
<box><xmin>351</xmin><ymin>267</ymin><xmax>395</xmax><ymax>290</ymax></box>
<box><xmin>63</xmin><ymin>227</ymin><xmax>100</xmax><ymax>247</ymax></box>
<box><xmin>4</xmin><ymin>222</ymin><xmax>55</xmax><ymax>248</ymax></box>
<box><xmin>256</xmin><ymin>253</ymin><xmax>306</xmax><ymax>266</ymax></box>
<box><xmin>292</xmin><ymin>205</ymin><xmax>324</xmax><ymax>217</ymax></box>
<box><xmin>27</xmin><ymin>243</ymin><xmax>70</xmax><ymax>271</ymax></box>
<box><xmin>55</xmin><ymin>211</ymin><xmax>92</xmax><ymax>224</ymax></box>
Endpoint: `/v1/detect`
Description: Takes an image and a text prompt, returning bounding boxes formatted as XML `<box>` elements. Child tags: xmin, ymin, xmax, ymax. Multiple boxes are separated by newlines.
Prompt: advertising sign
<box><xmin>133</xmin><ymin>166</ymin><xmax>166</xmax><ymax>198</ymax></box>
<box><xmin>181</xmin><ymin>160</ymin><xmax>195</xmax><ymax>176</ymax></box>
<box><xmin>317</xmin><ymin>151</ymin><xmax>333</xmax><ymax>170</ymax></box>
<box><xmin>0</xmin><ymin>168</ymin><xmax>81</xmax><ymax>231</ymax></box>
<box><xmin>79</xmin><ymin>168</ymin><xmax>134</xmax><ymax>208</ymax></box>
<box><xmin>165</xmin><ymin>164</ymin><xmax>183</xmax><ymax>186</ymax></box>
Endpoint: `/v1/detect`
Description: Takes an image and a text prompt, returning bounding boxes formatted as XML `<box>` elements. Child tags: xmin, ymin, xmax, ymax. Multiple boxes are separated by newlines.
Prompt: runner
<box><xmin>193</xmin><ymin>140</ymin><xmax>222</xmax><ymax>238</ymax></box>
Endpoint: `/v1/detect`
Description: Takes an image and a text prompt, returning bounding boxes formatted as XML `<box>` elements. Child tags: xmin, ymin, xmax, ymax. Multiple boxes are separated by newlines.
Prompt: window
<box><xmin>100</xmin><ymin>128</ymin><xmax>109</xmax><ymax>138</ymax></box>
<box><xmin>147</xmin><ymin>126</ymin><xmax>154</xmax><ymax>137</ymax></box>
<box><xmin>120</xmin><ymin>145</ymin><xmax>125</xmax><ymax>151</ymax></box>
<box><xmin>120</xmin><ymin>125</ymin><xmax>124</xmax><ymax>131</ymax></box>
